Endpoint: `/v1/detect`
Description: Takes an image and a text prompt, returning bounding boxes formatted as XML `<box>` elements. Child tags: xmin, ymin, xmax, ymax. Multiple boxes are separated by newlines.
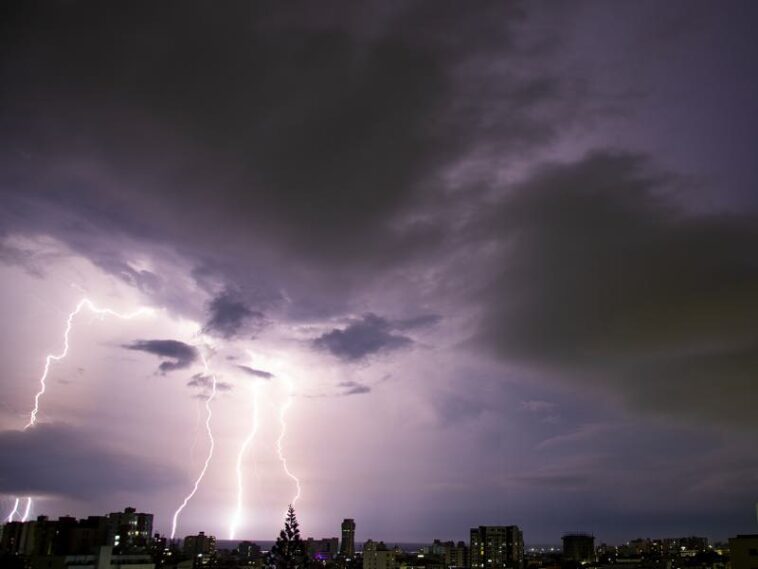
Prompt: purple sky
<box><xmin>1</xmin><ymin>1</ymin><xmax>757</xmax><ymax>544</ymax></box>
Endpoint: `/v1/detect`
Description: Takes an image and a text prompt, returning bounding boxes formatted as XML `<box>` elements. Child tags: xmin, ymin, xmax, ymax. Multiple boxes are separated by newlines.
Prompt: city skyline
<box><xmin>1</xmin><ymin>1</ymin><xmax>757</xmax><ymax>545</ymax></box>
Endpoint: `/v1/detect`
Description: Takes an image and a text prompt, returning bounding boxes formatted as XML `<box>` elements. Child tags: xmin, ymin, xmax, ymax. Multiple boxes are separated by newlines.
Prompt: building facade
<box><xmin>562</xmin><ymin>534</ymin><xmax>595</xmax><ymax>563</ymax></box>
<box><xmin>729</xmin><ymin>534</ymin><xmax>758</xmax><ymax>569</ymax></box>
<box><xmin>470</xmin><ymin>526</ymin><xmax>524</xmax><ymax>569</ymax></box>
<box><xmin>183</xmin><ymin>531</ymin><xmax>216</xmax><ymax>567</ymax></box>
<box><xmin>363</xmin><ymin>540</ymin><xmax>396</xmax><ymax>569</ymax></box>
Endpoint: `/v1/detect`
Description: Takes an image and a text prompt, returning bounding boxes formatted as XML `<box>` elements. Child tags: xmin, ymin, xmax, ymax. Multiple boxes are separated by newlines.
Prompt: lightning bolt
<box><xmin>21</xmin><ymin>497</ymin><xmax>32</xmax><ymax>522</ymax></box>
<box><xmin>170</xmin><ymin>351</ymin><xmax>217</xmax><ymax>540</ymax></box>
<box><xmin>6</xmin><ymin>498</ymin><xmax>20</xmax><ymax>522</ymax></box>
<box><xmin>275</xmin><ymin>376</ymin><xmax>301</xmax><ymax>506</ymax></box>
<box><xmin>229</xmin><ymin>380</ymin><xmax>261</xmax><ymax>540</ymax></box>
<box><xmin>25</xmin><ymin>298</ymin><xmax>153</xmax><ymax>429</ymax></box>
<box><xmin>15</xmin><ymin>298</ymin><xmax>152</xmax><ymax>530</ymax></box>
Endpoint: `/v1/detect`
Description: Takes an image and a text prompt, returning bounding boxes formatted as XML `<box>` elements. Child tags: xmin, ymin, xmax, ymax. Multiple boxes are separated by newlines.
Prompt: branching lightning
<box><xmin>275</xmin><ymin>376</ymin><xmax>302</xmax><ymax>506</ymax></box>
<box><xmin>21</xmin><ymin>497</ymin><xmax>32</xmax><ymax>522</ymax></box>
<box><xmin>170</xmin><ymin>352</ymin><xmax>217</xmax><ymax>540</ymax></box>
<box><xmin>16</xmin><ymin>298</ymin><xmax>152</xmax><ymax>530</ymax></box>
<box><xmin>6</xmin><ymin>498</ymin><xmax>20</xmax><ymax>522</ymax></box>
<box><xmin>25</xmin><ymin>298</ymin><xmax>153</xmax><ymax>429</ymax></box>
<box><xmin>229</xmin><ymin>381</ymin><xmax>261</xmax><ymax>540</ymax></box>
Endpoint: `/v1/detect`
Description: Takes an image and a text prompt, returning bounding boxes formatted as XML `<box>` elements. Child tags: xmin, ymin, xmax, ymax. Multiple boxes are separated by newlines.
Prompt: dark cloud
<box><xmin>337</xmin><ymin>381</ymin><xmax>371</xmax><ymax>396</ymax></box>
<box><xmin>476</xmin><ymin>151</ymin><xmax>758</xmax><ymax>428</ymax></box>
<box><xmin>187</xmin><ymin>373</ymin><xmax>232</xmax><ymax>392</ymax></box>
<box><xmin>204</xmin><ymin>291</ymin><xmax>263</xmax><ymax>339</ymax></box>
<box><xmin>391</xmin><ymin>314</ymin><xmax>442</xmax><ymax>330</ymax></box>
<box><xmin>313</xmin><ymin>313</ymin><xmax>414</xmax><ymax>360</ymax></box>
<box><xmin>124</xmin><ymin>339</ymin><xmax>198</xmax><ymax>374</ymax></box>
<box><xmin>0</xmin><ymin>423</ymin><xmax>177</xmax><ymax>498</ymax></box>
<box><xmin>521</xmin><ymin>400</ymin><xmax>556</xmax><ymax>413</ymax></box>
<box><xmin>237</xmin><ymin>365</ymin><xmax>274</xmax><ymax>380</ymax></box>
<box><xmin>0</xmin><ymin>0</ymin><xmax>571</xmax><ymax>313</ymax></box>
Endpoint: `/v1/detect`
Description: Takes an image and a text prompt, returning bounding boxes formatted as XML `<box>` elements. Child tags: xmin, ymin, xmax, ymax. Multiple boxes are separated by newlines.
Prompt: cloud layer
<box><xmin>124</xmin><ymin>339</ymin><xmax>198</xmax><ymax>374</ymax></box>
<box><xmin>0</xmin><ymin>424</ymin><xmax>177</xmax><ymax>498</ymax></box>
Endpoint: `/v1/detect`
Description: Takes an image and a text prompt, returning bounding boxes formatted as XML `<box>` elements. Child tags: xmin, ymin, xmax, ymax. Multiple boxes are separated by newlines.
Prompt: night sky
<box><xmin>1</xmin><ymin>1</ymin><xmax>757</xmax><ymax>544</ymax></box>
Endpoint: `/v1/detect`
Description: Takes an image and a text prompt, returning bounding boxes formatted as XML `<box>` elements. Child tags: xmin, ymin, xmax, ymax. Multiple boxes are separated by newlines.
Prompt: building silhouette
<box><xmin>183</xmin><ymin>531</ymin><xmax>216</xmax><ymax>567</ymax></box>
<box><xmin>729</xmin><ymin>535</ymin><xmax>758</xmax><ymax>569</ymax></box>
<box><xmin>470</xmin><ymin>526</ymin><xmax>524</xmax><ymax>569</ymax></box>
<box><xmin>363</xmin><ymin>539</ymin><xmax>396</xmax><ymax>569</ymax></box>
<box><xmin>340</xmin><ymin>518</ymin><xmax>356</xmax><ymax>559</ymax></box>
<box><xmin>562</xmin><ymin>533</ymin><xmax>595</xmax><ymax>563</ymax></box>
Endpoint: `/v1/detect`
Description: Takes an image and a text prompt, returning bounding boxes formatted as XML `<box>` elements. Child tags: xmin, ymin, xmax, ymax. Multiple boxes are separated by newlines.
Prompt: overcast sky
<box><xmin>1</xmin><ymin>1</ymin><xmax>757</xmax><ymax>544</ymax></box>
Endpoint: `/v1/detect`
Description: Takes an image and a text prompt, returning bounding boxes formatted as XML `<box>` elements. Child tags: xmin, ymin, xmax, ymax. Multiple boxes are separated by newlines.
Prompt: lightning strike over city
<box><xmin>275</xmin><ymin>375</ymin><xmax>302</xmax><ymax>508</ymax></box>
<box><xmin>20</xmin><ymin>498</ymin><xmax>31</xmax><ymax>523</ymax></box>
<box><xmin>228</xmin><ymin>377</ymin><xmax>261</xmax><ymax>541</ymax></box>
<box><xmin>25</xmin><ymin>298</ymin><xmax>153</xmax><ymax>429</ymax></box>
<box><xmin>170</xmin><ymin>351</ymin><xmax>218</xmax><ymax>540</ymax></box>
<box><xmin>6</xmin><ymin>499</ymin><xmax>20</xmax><ymax>523</ymax></box>
<box><xmin>2</xmin><ymin>0</ymin><xmax>758</xmax><ymax>558</ymax></box>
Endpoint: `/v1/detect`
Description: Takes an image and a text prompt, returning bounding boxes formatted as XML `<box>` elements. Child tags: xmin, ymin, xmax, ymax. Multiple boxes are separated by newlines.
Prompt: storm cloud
<box><xmin>1</xmin><ymin>0</ymin><xmax>757</xmax><ymax>541</ymax></box>
<box><xmin>314</xmin><ymin>313</ymin><xmax>414</xmax><ymax>361</ymax></box>
<box><xmin>237</xmin><ymin>365</ymin><xmax>274</xmax><ymax>380</ymax></box>
<box><xmin>124</xmin><ymin>339</ymin><xmax>198</xmax><ymax>374</ymax></box>
<box><xmin>204</xmin><ymin>291</ymin><xmax>263</xmax><ymax>339</ymax></box>
<box><xmin>476</xmin><ymin>151</ymin><xmax>758</xmax><ymax>427</ymax></box>
<box><xmin>0</xmin><ymin>423</ymin><xmax>177</xmax><ymax>498</ymax></box>
<box><xmin>187</xmin><ymin>373</ymin><xmax>232</xmax><ymax>392</ymax></box>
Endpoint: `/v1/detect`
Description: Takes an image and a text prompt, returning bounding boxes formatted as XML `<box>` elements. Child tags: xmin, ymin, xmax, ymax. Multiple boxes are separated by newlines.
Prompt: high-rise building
<box><xmin>184</xmin><ymin>531</ymin><xmax>216</xmax><ymax>566</ymax></box>
<box><xmin>340</xmin><ymin>519</ymin><xmax>356</xmax><ymax>559</ymax></box>
<box><xmin>470</xmin><ymin>526</ymin><xmax>524</xmax><ymax>569</ymax></box>
<box><xmin>238</xmin><ymin>540</ymin><xmax>262</xmax><ymax>562</ymax></box>
<box><xmin>307</xmin><ymin>537</ymin><xmax>340</xmax><ymax>561</ymax></box>
<box><xmin>363</xmin><ymin>540</ymin><xmax>396</xmax><ymax>569</ymax></box>
<box><xmin>729</xmin><ymin>534</ymin><xmax>758</xmax><ymax>569</ymax></box>
<box><xmin>428</xmin><ymin>540</ymin><xmax>469</xmax><ymax>568</ymax></box>
<box><xmin>562</xmin><ymin>534</ymin><xmax>595</xmax><ymax>563</ymax></box>
<box><xmin>108</xmin><ymin>507</ymin><xmax>153</xmax><ymax>550</ymax></box>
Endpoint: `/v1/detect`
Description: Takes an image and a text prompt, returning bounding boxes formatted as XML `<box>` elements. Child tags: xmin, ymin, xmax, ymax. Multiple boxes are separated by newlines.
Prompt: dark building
<box><xmin>0</xmin><ymin>521</ymin><xmax>24</xmax><ymax>554</ymax></box>
<box><xmin>430</xmin><ymin>540</ymin><xmax>469</xmax><ymax>568</ymax></box>
<box><xmin>184</xmin><ymin>531</ymin><xmax>216</xmax><ymax>566</ymax></box>
<box><xmin>69</xmin><ymin>516</ymin><xmax>110</xmax><ymax>554</ymax></box>
<box><xmin>307</xmin><ymin>537</ymin><xmax>340</xmax><ymax>561</ymax></box>
<box><xmin>341</xmin><ymin>519</ymin><xmax>356</xmax><ymax>559</ymax></box>
<box><xmin>562</xmin><ymin>534</ymin><xmax>595</xmax><ymax>563</ymax></box>
<box><xmin>238</xmin><ymin>540</ymin><xmax>262</xmax><ymax>562</ymax></box>
<box><xmin>470</xmin><ymin>526</ymin><xmax>524</xmax><ymax>569</ymax></box>
<box><xmin>728</xmin><ymin>535</ymin><xmax>758</xmax><ymax>569</ymax></box>
<box><xmin>108</xmin><ymin>507</ymin><xmax>153</xmax><ymax>550</ymax></box>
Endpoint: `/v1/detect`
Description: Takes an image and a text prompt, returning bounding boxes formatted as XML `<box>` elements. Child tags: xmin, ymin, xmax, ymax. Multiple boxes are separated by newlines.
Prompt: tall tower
<box><xmin>340</xmin><ymin>519</ymin><xmax>356</xmax><ymax>558</ymax></box>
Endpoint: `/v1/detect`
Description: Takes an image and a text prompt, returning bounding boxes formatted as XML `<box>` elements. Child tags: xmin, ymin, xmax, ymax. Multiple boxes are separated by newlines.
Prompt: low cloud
<box><xmin>313</xmin><ymin>313</ymin><xmax>414</xmax><ymax>361</ymax></box>
<box><xmin>0</xmin><ymin>423</ymin><xmax>177</xmax><ymax>498</ymax></box>
<box><xmin>187</xmin><ymin>373</ymin><xmax>232</xmax><ymax>392</ymax></box>
<box><xmin>237</xmin><ymin>365</ymin><xmax>274</xmax><ymax>380</ymax></box>
<box><xmin>338</xmin><ymin>381</ymin><xmax>371</xmax><ymax>396</ymax></box>
<box><xmin>124</xmin><ymin>339</ymin><xmax>198</xmax><ymax>374</ymax></box>
<box><xmin>204</xmin><ymin>291</ymin><xmax>263</xmax><ymax>339</ymax></box>
<box><xmin>521</xmin><ymin>400</ymin><xmax>556</xmax><ymax>413</ymax></box>
<box><xmin>476</xmin><ymin>151</ymin><xmax>758</xmax><ymax>428</ymax></box>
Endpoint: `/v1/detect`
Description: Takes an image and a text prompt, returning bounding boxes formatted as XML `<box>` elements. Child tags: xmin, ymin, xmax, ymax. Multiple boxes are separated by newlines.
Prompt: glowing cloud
<box><xmin>25</xmin><ymin>298</ymin><xmax>154</xmax><ymax>429</ymax></box>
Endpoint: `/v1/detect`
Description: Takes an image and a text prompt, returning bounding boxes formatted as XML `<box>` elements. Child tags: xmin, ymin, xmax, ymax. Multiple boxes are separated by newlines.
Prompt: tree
<box><xmin>266</xmin><ymin>505</ymin><xmax>311</xmax><ymax>569</ymax></box>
